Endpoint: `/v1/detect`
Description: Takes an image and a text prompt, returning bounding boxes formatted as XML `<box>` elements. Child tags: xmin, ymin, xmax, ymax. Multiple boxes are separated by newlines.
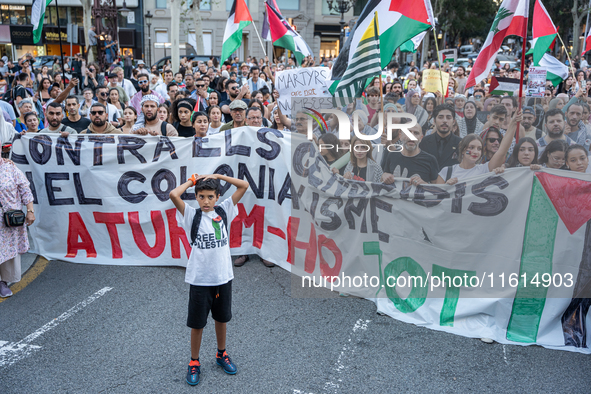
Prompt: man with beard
<box><xmin>219</xmin><ymin>100</ymin><xmax>247</xmax><ymax>132</ymax></box>
<box><xmin>382</xmin><ymin>123</ymin><xmax>439</xmax><ymax>184</ymax></box>
<box><xmin>130</xmin><ymin>74</ymin><xmax>164</xmax><ymax>113</ymax></box>
<box><xmin>564</xmin><ymin>102</ymin><xmax>591</xmax><ymax>151</ymax></box>
<box><xmin>520</xmin><ymin>106</ymin><xmax>543</xmax><ymax>140</ymax></box>
<box><xmin>419</xmin><ymin>105</ymin><xmax>462</xmax><ymax>171</ymax></box>
<box><xmin>184</xmin><ymin>73</ymin><xmax>197</xmax><ymax>97</ymax></box>
<box><xmin>155</xmin><ymin>69</ymin><xmax>174</xmax><ymax>100</ymax></box>
<box><xmin>131</xmin><ymin>95</ymin><xmax>178</xmax><ymax>136</ymax></box>
<box><xmin>81</xmin><ymin>103</ymin><xmax>123</xmax><ymax>134</ymax></box>
<box><xmin>238</xmin><ymin>63</ymin><xmax>249</xmax><ymax>86</ymax></box>
<box><xmin>536</xmin><ymin>108</ymin><xmax>576</xmax><ymax>157</ymax></box>
<box><xmin>38</xmin><ymin>102</ymin><xmax>77</xmax><ymax>137</ymax></box>
<box><xmin>95</xmin><ymin>86</ymin><xmax>123</xmax><ymax>127</ymax></box>
<box><xmin>455</xmin><ymin>66</ymin><xmax>467</xmax><ymax>94</ymax></box>
<box><xmin>220</xmin><ymin>79</ymin><xmax>249</xmax><ymax>123</ymax></box>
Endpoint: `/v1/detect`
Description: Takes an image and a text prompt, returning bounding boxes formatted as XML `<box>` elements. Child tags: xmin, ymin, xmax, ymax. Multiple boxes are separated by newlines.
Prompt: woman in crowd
<box><xmin>0</xmin><ymin>149</ymin><xmax>35</xmax><ymax>298</ymax></box>
<box><xmin>405</xmin><ymin>89</ymin><xmax>428</xmax><ymax>129</ymax></box>
<box><xmin>53</xmin><ymin>73</ymin><xmax>64</xmax><ymax>90</ymax></box>
<box><xmin>561</xmin><ymin>75</ymin><xmax>575</xmax><ymax>95</ymax></box>
<box><xmin>505</xmin><ymin>137</ymin><xmax>539</xmax><ymax>168</ymax></box>
<box><xmin>270</xmin><ymin>107</ymin><xmax>289</xmax><ymax>132</ymax></box>
<box><xmin>565</xmin><ymin>144</ymin><xmax>590</xmax><ymax>173</ymax></box>
<box><xmin>458</xmin><ymin>101</ymin><xmax>484</xmax><ymax>137</ymax></box>
<box><xmin>108</xmin><ymin>88</ymin><xmax>124</xmax><ymax>118</ymax></box>
<box><xmin>157</xmin><ymin>104</ymin><xmax>170</xmax><ymax>122</ymax></box>
<box><xmin>37</xmin><ymin>65</ymin><xmax>52</xmax><ymax>84</ymax></box>
<box><xmin>319</xmin><ymin>133</ymin><xmax>345</xmax><ymax>173</ymax></box>
<box><xmin>37</xmin><ymin>77</ymin><xmax>51</xmax><ymax>104</ymax></box>
<box><xmin>119</xmin><ymin>106</ymin><xmax>137</xmax><ymax>134</ymax></box>
<box><xmin>15</xmin><ymin>99</ymin><xmax>35</xmax><ymax>132</ymax></box>
<box><xmin>192</xmin><ymin>111</ymin><xmax>209</xmax><ymax>138</ymax></box>
<box><xmin>447</xmin><ymin>78</ymin><xmax>457</xmax><ymax>97</ymax></box>
<box><xmin>207</xmin><ymin>90</ymin><xmax>221</xmax><ymax>107</ymax></box>
<box><xmin>206</xmin><ymin>105</ymin><xmax>224</xmax><ymax>135</ymax></box>
<box><xmin>383</xmin><ymin>82</ymin><xmax>393</xmax><ymax>95</ymax></box>
<box><xmin>454</xmin><ymin>95</ymin><xmax>466</xmax><ymax>117</ymax></box>
<box><xmin>479</xmin><ymin>127</ymin><xmax>503</xmax><ymax>164</ymax></box>
<box><xmin>343</xmin><ymin>135</ymin><xmax>383</xmax><ymax>183</ymax></box>
<box><xmin>23</xmin><ymin>112</ymin><xmax>39</xmax><ymax>134</ymax></box>
<box><xmin>539</xmin><ymin>140</ymin><xmax>568</xmax><ymax>169</ymax></box>
<box><xmin>172</xmin><ymin>100</ymin><xmax>196</xmax><ymax>137</ymax></box>
<box><xmin>435</xmin><ymin>111</ymin><xmax>520</xmax><ymax>184</ymax></box>
<box><xmin>79</xmin><ymin>88</ymin><xmax>94</xmax><ymax>118</ymax></box>
<box><xmin>483</xmin><ymin>97</ymin><xmax>499</xmax><ymax>112</ymax></box>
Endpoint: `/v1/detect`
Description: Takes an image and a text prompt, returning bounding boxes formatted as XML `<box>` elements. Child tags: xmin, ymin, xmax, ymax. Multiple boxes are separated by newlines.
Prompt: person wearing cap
<box><xmin>137</xmin><ymin>60</ymin><xmax>150</xmax><ymax>76</ymax></box>
<box><xmin>107</xmin><ymin>73</ymin><xmax>129</xmax><ymax>105</ymax></box>
<box><xmin>238</xmin><ymin>63</ymin><xmax>249</xmax><ymax>86</ymax></box>
<box><xmin>131</xmin><ymin>95</ymin><xmax>178</xmax><ymax>137</ymax></box>
<box><xmin>45</xmin><ymin>77</ymin><xmax>79</xmax><ymax>111</ymax></box>
<box><xmin>81</xmin><ymin>103</ymin><xmax>122</xmax><ymax>134</ymax></box>
<box><xmin>219</xmin><ymin>100</ymin><xmax>247</xmax><ymax>132</ymax></box>
<box><xmin>521</xmin><ymin>106</ymin><xmax>544</xmax><ymax>141</ymax></box>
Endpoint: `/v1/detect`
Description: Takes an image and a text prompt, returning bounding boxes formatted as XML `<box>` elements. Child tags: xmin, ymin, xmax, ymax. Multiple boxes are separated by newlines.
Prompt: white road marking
<box><xmin>0</xmin><ymin>287</ymin><xmax>113</xmax><ymax>368</ymax></box>
<box><xmin>502</xmin><ymin>344</ymin><xmax>508</xmax><ymax>365</ymax></box>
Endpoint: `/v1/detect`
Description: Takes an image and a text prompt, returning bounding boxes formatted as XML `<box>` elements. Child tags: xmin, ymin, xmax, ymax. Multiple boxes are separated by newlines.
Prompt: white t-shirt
<box><xmin>176</xmin><ymin>197</ymin><xmax>238</xmax><ymax>286</ymax></box>
<box><xmin>207</xmin><ymin>124</ymin><xmax>224</xmax><ymax>135</ymax></box>
<box><xmin>439</xmin><ymin>163</ymin><xmax>490</xmax><ymax>181</ymax></box>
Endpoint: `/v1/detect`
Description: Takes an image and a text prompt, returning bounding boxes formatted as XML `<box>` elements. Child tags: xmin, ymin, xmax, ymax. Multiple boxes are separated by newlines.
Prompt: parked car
<box><xmin>152</xmin><ymin>55</ymin><xmax>221</xmax><ymax>73</ymax></box>
<box><xmin>460</xmin><ymin>45</ymin><xmax>474</xmax><ymax>56</ymax></box>
<box><xmin>32</xmin><ymin>56</ymin><xmax>56</xmax><ymax>72</ymax></box>
<box><xmin>451</xmin><ymin>58</ymin><xmax>472</xmax><ymax>72</ymax></box>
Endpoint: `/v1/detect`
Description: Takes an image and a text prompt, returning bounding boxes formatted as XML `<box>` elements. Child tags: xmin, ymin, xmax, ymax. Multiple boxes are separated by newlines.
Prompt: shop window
<box><xmin>155</xmin><ymin>30</ymin><xmax>169</xmax><ymax>43</ymax></box>
<box><xmin>275</xmin><ymin>0</ymin><xmax>299</xmax><ymax>10</ymax></box>
<box><xmin>227</xmin><ymin>0</ymin><xmax>248</xmax><ymax>11</ymax></box>
<box><xmin>156</xmin><ymin>0</ymin><xmax>167</xmax><ymax>9</ymax></box>
<box><xmin>3</xmin><ymin>5</ymin><xmax>28</xmax><ymax>25</ymax></box>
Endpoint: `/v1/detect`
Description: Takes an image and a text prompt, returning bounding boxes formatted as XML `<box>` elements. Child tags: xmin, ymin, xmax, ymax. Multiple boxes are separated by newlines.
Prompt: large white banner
<box><xmin>11</xmin><ymin>129</ymin><xmax>591</xmax><ymax>353</ymax></box>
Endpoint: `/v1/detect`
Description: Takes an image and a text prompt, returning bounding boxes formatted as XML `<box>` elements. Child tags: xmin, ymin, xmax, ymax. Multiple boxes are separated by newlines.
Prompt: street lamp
<box><xmin>145</xmin><ymin>11</ymin><xmax>153</xmax><ymax>67</ymax></box>
<box><xmin>119</xmin><ymin>0</ymin><xmax>131</xmax><ymax>18</ymax></box>
<box><xmin>326</xmin><ymin>0</ymin><xmax>357</xmax><ymax>52</ymax></box>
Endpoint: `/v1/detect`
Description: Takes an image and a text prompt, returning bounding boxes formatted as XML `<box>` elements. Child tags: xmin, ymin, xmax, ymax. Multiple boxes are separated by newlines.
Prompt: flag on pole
<box><xmin>465</xmin><ymin>0</ymin><xmax>528</xmax><ymax>89</ymax></box>
<box><xmin>535</xmin><ymin>53</ymin><xmax>569</xmax><ymax>86</ymax></box>
<box><xmin>583</xmin><ymin>23</ymin><xmax>591</xmax><ymax>56</ymax></box>
<box><xmin>333</xmin><ymin>12</ymin><xmax>382</xmax><ymax>105</ymax></box>
<box><xmin>400</xmin><ymin>31</ymin><xmax>427</xmax><ymax>53</ymax></box>
<box><xmin>489</xmin><ymin>76</ymin><xmax>523</xmax><ymax>95</ymax></box>
<box><xmin>32</xmin><ymin>0</ymin><xmax>52</xmax><ymax>44</ymax></box>
<box><xmin>439</xmin><ymin>49</ymin><xmax>457</xmax><ymax>64</ymax></box>
<box><xmin>265</xmin><ymin>2</ymin><xmax>312</xmax><ymax>64</ymax></box>
<box><xmin>330</xmin><ymin>0</ymin><xmax>435</xmax><ymax>92</ymax></box>
<box><xmin>221</xmin><ymin>0</ymin><xmax>253</xmax><ymax>62</ymax></box>
<box><xmin>531</xmin><ymin>0</ymin><xmax>557</xmax><ymax>64</ymax></box>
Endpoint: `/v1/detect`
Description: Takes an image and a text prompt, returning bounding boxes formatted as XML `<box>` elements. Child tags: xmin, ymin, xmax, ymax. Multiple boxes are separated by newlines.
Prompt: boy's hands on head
<box><xmin>189</xmin><ymin>173</ymin><xmax>199</xmax><ymax>186</ymax></box>
<box><xmin>196</xmin><ymin>174</ymin><xmax>219</xmax><ymax>182</ymax></box>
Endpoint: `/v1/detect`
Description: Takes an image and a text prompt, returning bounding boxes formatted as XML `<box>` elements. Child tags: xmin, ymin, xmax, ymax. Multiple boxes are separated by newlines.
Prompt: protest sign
<box><xmin>275</xmin><ymin>67</ymin><xmax>332</xmax><ymax>115</ymax></box>
<box><xmin>11</xmin><ymin>130</ymin><xmax>591</xmax><ymax>353</ymax></box>
<box><xmin>422</xmin><ymin>69</ymin><xmax>450</xmax><ymax>95</ymax></box>
<box><xmin>527</xmin><ymin>67</ymin><xmax>547</xmax><ymax>97</ymax></box>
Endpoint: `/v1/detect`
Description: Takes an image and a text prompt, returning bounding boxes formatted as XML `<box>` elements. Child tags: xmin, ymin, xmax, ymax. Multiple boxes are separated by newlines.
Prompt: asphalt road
<box><xmin>1</xmin><ymin>256</ymin><xmax>589</xmax><ymax>394</ymax></box>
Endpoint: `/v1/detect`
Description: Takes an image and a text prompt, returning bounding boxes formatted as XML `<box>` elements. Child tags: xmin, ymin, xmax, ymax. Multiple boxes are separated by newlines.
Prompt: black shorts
<box><xmin>187</xmin><ymin>280</ymin><xmax>232</xmax><ymax>329</ymax></box>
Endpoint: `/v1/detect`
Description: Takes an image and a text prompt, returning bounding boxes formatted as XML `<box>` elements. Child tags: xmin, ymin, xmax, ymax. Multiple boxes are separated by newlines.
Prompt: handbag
<box><xmin>0</xmin><ymin>199</ymin><xmax>25</xmax><ymax>227</ymax></box>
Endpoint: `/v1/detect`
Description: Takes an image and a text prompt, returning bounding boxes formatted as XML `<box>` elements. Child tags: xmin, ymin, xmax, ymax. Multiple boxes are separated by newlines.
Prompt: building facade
<box><xmin>145</xmin><ymin>0</ymin><xmax>370</xmax><ymax>66</ymax></box>
<box><xmin>0</xmin><ymin>0</ymin><xmax>143</xmax><ymax>62</ymax></box>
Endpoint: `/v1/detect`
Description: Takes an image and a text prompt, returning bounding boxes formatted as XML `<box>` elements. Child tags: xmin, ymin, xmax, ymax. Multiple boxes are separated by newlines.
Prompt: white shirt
<box><xmin>118</xmin><ymin>78</ymin><xmax>137</xmax><ymax>99</ymax></box>
<box><xmin>154</xmin><ymin>82</ymin><xmax>170</xmax><ymax>100</ymax></box>
<box><xmin>176</xmin><ymin>198</ymin><xmax>238</xmax><ymax>286</ymax></box>
<box><xmin>439</xmin><ymin>163</ymin><xmax>490</xmax><ymax>181</ymax></box>
<box><xmin>207</xmin><ymin>124</ymin><xmax>224</xmax><ymax>135</ymax></box>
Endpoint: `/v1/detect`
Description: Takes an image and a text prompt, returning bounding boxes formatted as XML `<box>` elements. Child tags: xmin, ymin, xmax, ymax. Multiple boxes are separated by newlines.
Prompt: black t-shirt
<box><xmin>62</xmin><ymin>117</ymin><xmax>92</xmax><ymax>133</ymax></box>
<box><xmin>383</xmin><ymin>150</ymin><xmax>440</xmax><ymax>182</ymax></box>
<box><xmin>173</xmin><ymin>122</ymin><xmax>196</xmax><ymax>137</ymax></box>
<box><xmin>14</xmin><ymin>84</ymin><xmax>30</xmax><ymax>100</ymax></box>
<box><xmin>7</xmin><ymin>65</ymin><xmax>20</xmax><ymax>84</ymax></box>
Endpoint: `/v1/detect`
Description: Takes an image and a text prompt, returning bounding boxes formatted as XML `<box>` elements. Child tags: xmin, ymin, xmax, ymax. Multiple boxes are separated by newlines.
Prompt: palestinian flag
<box><xmin>265</xmin><ymin>2</ymin><xmax>312</xmax><ymax>64</ymax></box>
<box><xmin>507</xmin><ymin>172</ymin><xmax>591</xmax><ymax>346</ymax></box>
<box><xmin>32</xmin><ymin>0</ymin><xmax>52</xmax><ymax>44</ymax></box>
<box><xmin>400</xmin><ymin>31</ymin><xmax>427</xmax><ymax>53</ymax></box>
<box><xmin>261</xmin><ymin>0</ymin><xmax>281</xmax><ymax>41</ymax></box>
<box><xmin>531</xmin><ymin>0</ymin><xmax>557</xmax><ymax>64</ymax></box>
<box><xmin>466</xmin><ymin>0</ymin><xmax>528</xmax><ymax>89</ymax></box>
<box><xmin>489</xmin><ymin>76</ymin><xmax>523</xmax><ymax>95</ymax></box>
<box><xmin>333</xmin><ymin>12</ymin><xmax>382</xmax><ymax>105</ymax></box>
<box><xmin>535</xmin><ymin>53</ymin><xmax>569</xmax><ymax>86</ymax></box>
<box><xmin>330</xmin><ymin>0</ymin><xmax>435</xmax><ymax>91</ymax></box>
<box><xmin>439</xmin><ymin>49</ymin><xmax>457</xmax><ymax>64</ymax></box>
<box><xmin>221</xmin><ymin>0</ymin><xmax>253</xmax><ymax>62</ymax></box>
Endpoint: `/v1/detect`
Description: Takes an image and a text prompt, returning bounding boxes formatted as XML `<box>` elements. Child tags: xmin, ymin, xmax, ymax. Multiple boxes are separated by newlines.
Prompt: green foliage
<box><xmin>437</xmin><ymin>0</ymin><xmax>498</xmax><ymax>43</ymax></box>
<box><xmin>541</xmin><ymin>0</ymin><xmax>574</xmax><ymax>36</ymax></box>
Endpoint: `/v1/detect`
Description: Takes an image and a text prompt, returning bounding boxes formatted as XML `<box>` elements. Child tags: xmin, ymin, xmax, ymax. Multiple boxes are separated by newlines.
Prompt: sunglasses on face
<box><xmin>487</xmin><ymin>138</ymin><xmax>502</xmax><ymax>143</ymax></box>
<box><xmin>196</xmin><ymin>84</ymin><xmax>205</xmax><ymax>88</ymax></box>
<box><xmin>99</xmin><ymin>92</ymin><xmax>108</xmax><ymax>96</ymax></box>
<box><xmin>91</xmin><ymin>110</ymin><xmax>105</xmax><ymax>115</ymax></box>
<box><xmin>230</xmin><ymin>86</ymin><xmax>239</xmax><ymax>90</ymax></box>
<box><xmin>138</xmin><ymin>80</ymin><xmax>149</xmax><ymax>85</ymax></box>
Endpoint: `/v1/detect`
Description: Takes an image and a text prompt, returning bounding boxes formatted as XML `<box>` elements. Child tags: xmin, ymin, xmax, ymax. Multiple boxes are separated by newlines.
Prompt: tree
<box><xmin>571</xmin><ymin>0</ymin><xmax>591</xmax><ymax>57</ymax></box>
<box><xmin>437</xmin><ymin>0</ymin><xmax>498</xmax><ymax>47</ymax></box>
<box><xmin>190</xmin><ymin>0</ymin><xmax>204</xmax><ymax>55</ymax></box>
<box><xmin>80</xmin><ymin>0</ymin><xmax>93</xmax><ymax>63</ymax></box>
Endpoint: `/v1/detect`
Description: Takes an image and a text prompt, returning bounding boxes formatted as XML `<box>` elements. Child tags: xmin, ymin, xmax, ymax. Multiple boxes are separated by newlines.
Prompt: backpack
<box><xmin>445</xmin><ymin>166</ymin><xmax>453</xmax><ymax>182</ymax></box>
<box><xmin>190</xmin><ymin>206</ymin><xmax>228</xmax><ymax>245</ymax></box>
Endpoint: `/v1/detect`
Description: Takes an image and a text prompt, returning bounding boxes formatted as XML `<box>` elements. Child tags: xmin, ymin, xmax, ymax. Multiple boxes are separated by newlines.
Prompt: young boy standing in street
<box><xmin>169</xmin><ymin>173</ymin><xmax>249</xmax><ymax>386</ymax></box>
